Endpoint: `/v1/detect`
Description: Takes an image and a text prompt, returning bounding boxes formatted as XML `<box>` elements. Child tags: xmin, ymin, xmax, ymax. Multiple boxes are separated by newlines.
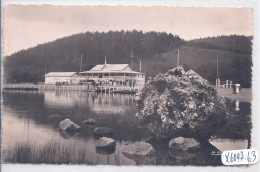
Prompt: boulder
<box><xmin>59</xmin><ymin>119</ymin><xmax>81</xmax><ymax>133</ymax></box>
<box><xmin>94</xmin><ymin>127</ymin><xmax>113</xmax><ymax>138</ymax></box>
<box><xmin>135</xmin><ymin>67</ymin><xmax>227</xmax><ymax>141</ymax></box>
<box><xmin>82</xmin><ymin>119</ymin><xmax>96</xmax><ymax>125</ymax></box>
<box><xmin>95</xmin><ymin>137</ymin><xmax>116</xmax><ymax>150</ymax></box>
<box><xmin>169</xmin><ymin>137</ymin><xmax>200</xmax><ymax>151</ymax></box>
<box><xmin>47</xmin><ymin>114</ymin><xmax>61</xmax><ymax>119</ymax></box>
<box><xmin>122</xmin><ymin>142</ymin><xmax>155</xmax><ymax>158</ymax></box>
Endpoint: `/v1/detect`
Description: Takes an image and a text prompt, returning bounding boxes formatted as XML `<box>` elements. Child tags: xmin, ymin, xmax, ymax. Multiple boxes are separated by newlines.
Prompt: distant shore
<box><xmin>217</xmin><ymin>88</ymin><xmax>252</xmax><ymax>102</ymax></box>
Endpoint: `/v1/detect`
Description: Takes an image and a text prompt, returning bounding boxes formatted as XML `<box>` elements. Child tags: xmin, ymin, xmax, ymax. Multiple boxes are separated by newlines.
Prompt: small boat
<box><xmin>95</xmin><ymin>87</ymin><xmax>114</xmax><ymax>93</ymax></box>
<box><xmin>112</xmin><ymin>90</ymin><xmax>137</xmax><ymax>94</ymax></box>
<box><xmin>95</xmin><ymin>87</ymin><xmax>106</xmax><ymax>93</ymax></box>
<box><xmin>82</xmin><ymin>89</ymin><xmax>96</xmax><ymax>92</ymax></box>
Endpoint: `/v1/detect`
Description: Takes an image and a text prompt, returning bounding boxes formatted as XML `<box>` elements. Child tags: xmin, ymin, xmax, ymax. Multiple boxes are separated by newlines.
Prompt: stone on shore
<box><xmin>82</xmin><ymin>119</ymin><xmax>96</xmax><ymax>125</ymax></box>
<box><xmin>94</xmin><ymin>127</ymin><xmax>113</xmax><ymax>137</ymax></box>
<box><xmin>169</xmin><ymin>137</ymin><xmax>200</xmax><ymax>151</ymax></box>
<box><xmin>122</xmin><ymin>142</ymin><xmax>155</xmax><ymax>157</ymax></box>
<box><xmin>135</xmin><ymin>66</ymin><xmax>228</xmax><ymax>141</ymax></box>
<box><xmin>59</xmin><ymin>119</ymin><xmax>81</xmax><ymax>133</ymax></box>
<box><xmin>95</xmin><ymin>137</ymin><xmax>116</xmax><ymax>150</ymax></box>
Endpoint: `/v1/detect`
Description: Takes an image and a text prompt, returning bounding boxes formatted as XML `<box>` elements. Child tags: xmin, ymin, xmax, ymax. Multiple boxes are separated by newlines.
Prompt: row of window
<box><xmin>80</xmin><ymin>73</ymin><xmax>145</xmax><ymax>78</ymax></box>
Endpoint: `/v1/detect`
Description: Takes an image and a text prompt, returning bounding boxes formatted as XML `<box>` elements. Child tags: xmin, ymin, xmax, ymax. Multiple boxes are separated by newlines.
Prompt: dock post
<box><xmin>226</xmin><ymin>80</ymin><xmax>228</xmax><ymax>88</ymax></box>
<box><xmin>235</xmin><ymin>84</ymin><xmax>240</xmax><ymax>94</ymax></box>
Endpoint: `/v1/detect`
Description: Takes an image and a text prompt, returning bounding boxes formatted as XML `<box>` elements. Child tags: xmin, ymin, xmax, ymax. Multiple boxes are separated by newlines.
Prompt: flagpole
<box><xmin>80</xmin><ymin>53</ymin><xmax>82</xmax><ymax>72</ymax></box>
<box><xmin>140</xmin><ymin>58</ymin><xmax>142</xmax><ymax>72</ymax></box>
<box><xmin>131</xmin><ymin>49</ymin><xmax>133</xmax><ymax>87</ymax></box>
<box><xmin>177</xmin><ymin>49</ymin><xmax>180</xmax><ymax>67</ymax></box>
<box><xmin>217</xmin><ymin>51</ymin><xmax>219</xmax><ymax>80</ymax></box>
<box><xmin>216</xmin><ymin>51</ymin><xmax>219</xmax><ymax>88</ymax></box>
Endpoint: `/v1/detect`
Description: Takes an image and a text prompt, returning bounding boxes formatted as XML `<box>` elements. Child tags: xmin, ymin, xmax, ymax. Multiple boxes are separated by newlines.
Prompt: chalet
<box><xmin>44</xmin><ymin>72</ymin><xmax>78</xmax><ymax>84</ymax></box>
<box><xmin>79</xmin><ymin>63</ymin><xmax>145</xmax><ymax>87</ymax></box>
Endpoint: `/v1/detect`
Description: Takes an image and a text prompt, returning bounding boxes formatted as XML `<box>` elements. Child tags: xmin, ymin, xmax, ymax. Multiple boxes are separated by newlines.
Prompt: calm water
<box><xmin>2</xmin><ymin>90</ymin><xmax>252</xmax><ymax>165</ymax></box>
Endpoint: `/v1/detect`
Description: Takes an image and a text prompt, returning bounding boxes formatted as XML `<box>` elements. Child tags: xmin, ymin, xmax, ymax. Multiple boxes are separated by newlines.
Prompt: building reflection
<box><xmin>42</xmin><ymin>91</ymin><xmax>75</xmax><ymax>109</ymax></box>
<box><xmin>42</xmin><ymin>90</ymin><xmax>135</xmax><ymax>114</ymax></box>
<box><xmin>235</xmin><ymin>100</ymin><xmax>240</xmax><ymax>111</ymax></box>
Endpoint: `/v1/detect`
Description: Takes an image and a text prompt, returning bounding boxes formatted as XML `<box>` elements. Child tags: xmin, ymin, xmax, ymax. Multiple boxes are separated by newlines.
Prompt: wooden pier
<box><xmin>3</xmin><ymin>84</ymin><xmax>38</xmax><ymax>91</ymax></box>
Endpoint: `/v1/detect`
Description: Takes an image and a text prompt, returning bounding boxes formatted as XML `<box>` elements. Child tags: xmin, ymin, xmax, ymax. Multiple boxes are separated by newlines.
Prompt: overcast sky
<box><xmin>3</xmin><ymin>5</ymin><xmax>253</xmax><ymax>56</ymax></box>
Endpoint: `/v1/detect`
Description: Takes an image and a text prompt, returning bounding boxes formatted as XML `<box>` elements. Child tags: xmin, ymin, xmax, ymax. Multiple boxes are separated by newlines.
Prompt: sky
<box><xmin>3</xmin><ymin>5</ymin><xmax>253</xmax><ymax>56</ymax></box>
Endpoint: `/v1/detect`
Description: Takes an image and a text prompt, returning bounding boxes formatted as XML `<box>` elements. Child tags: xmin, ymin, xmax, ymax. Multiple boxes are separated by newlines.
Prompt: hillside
<box><xmin>142</xmin><ymin>46</ymin><xmax>251</xmax><ymax>87</ymax></box>
<box><xmin>3</xmin><ymin>31</ymin><xmax>252</xmax><ymax>87</ymax></box>
<box><xmin>187</xmin><ymin>35</ymin><xmax>252</xmax><ymax>55</ymax></box>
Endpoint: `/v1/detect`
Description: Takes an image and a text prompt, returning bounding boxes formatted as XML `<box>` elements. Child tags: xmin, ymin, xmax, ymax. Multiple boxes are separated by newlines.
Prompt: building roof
<box><xmin>90</xmin><ymin>64</ymin><xmax>129</xmax><ymax>71</ymax></box>
<box><xmin>81</xmin><ymin>64</ymin><xmax>145</xmax><ymax>74</ymax></box>
<box><xmin>44</xmin><ymin>72</ymin><xmax>77</xmax><ymax>77</ymax></box>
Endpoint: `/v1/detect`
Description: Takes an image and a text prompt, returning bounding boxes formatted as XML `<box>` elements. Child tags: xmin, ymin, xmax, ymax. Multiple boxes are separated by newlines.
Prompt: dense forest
<box><xmin>3</xmin><ymin>30</ymin><xmax>252</xmax><ymax>87</ymax></box>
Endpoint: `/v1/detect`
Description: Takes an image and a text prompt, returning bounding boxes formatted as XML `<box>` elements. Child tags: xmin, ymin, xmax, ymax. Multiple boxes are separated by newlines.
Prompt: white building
<box><xmin>44</xmin><ymin>72</ymin><xmax>78</xmax><ymax>84</ymax></box>
<box><xmin>79</xmin><ymin>63</ymin><xmax>145</xmax><ymax>87</ymax></box>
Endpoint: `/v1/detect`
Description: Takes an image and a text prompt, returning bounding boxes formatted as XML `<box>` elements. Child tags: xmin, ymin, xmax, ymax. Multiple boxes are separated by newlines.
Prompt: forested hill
<box><xmin>3</xmin><ymin>31</ymin><xmax>252</xmax><ymax>87</ymax></box>
<box><xmin>187</xmin><ymin>35</ymin><xmax>252</xmax><ymax>55</ymax></box>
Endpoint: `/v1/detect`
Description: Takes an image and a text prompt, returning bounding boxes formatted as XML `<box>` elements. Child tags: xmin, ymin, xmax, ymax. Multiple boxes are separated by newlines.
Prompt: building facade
<box><xmin>79</xmin><ymin>64</ymin><xmax>145</xmax><ymax>87</ymax></box>
<box><xmin>44</xmin><ymin>72</ymin><xmax>78</xmax><ymax>84</ymax></box>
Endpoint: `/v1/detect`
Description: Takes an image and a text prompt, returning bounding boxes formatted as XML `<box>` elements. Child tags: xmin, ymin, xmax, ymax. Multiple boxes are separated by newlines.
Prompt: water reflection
<box><xmin>2</xmin><ymin>90</ymin><xmax>252</xmax><ymax>165</ymax></box>
<box><xmin>169</xmin><ymin>149</ymin><xmax>197</xmax><ymax>160</ymax></box>
<box><xmin>210</xmin><ymin>138</ymin><xmax>248</xmax><ymax>152</ymax></box>
<box><xmin>235</xmin><ymin>100</ymin><xmax>240</xmax><ymax>111</ymax></box>
<box><xmin>96</xmin><ymin>147</ymin><xmax>116</xmax><ymax>155</ymax></box>
<box><xmin>42</xmin><ymin>90</ymin><xmax>135</xmax><ymax>114</ymax></box>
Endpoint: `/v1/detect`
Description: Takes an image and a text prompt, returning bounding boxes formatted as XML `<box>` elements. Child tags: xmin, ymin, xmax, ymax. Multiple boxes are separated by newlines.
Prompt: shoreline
<box><xmin>217</xmin><ymin>88</ymin><xmax>252</xmax><ymax>103</ymax></box>
<box><xmin>2</xmin><ymin>83</ymin><xmax>252</xmax><ymax>102</ymax></box>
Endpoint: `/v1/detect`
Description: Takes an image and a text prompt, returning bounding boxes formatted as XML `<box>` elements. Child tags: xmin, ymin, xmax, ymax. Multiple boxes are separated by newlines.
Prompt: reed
<box><xmin>2</xmin><ymin>140</ymin><xmax>123</xmax><ymax>165</ymax></box>
<box><xmin>3</xmin><ymin>140</ymin><xmax>89</xmax><ymax>164</ymax></box>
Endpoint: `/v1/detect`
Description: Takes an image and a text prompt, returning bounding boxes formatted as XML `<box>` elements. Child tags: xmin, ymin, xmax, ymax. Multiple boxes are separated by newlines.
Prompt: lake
<box><xmin>1</xmin><ymin>90</ymin><xmax>251</xmax><ymax>165</ymax></box>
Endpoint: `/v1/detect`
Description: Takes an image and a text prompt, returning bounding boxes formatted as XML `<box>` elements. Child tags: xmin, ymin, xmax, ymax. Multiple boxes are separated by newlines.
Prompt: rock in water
<box><xmin>122</xmin><ymin>142</ymin><xmax>155</xmax><ymax>157</ymax></box>
<box><xmin>135</xmin><ymin>67</ymin><xmax>227</xmax><ymax>141</ymax></box>
<box><xmin>95</xmin><ymin>137</ymin><xmax>116</xmax><ymax>150</ymax></box>
<box><xmin>94</xmin><ymin>127</ymin><xmax>113</xmax><ymax>138</ymax></box>
<box><xmin>122</xmin><ymin>142</ymin><xmax>155</xmax><ymax>165</ymax></box>
<box><xmin>82</xmin><ymin>119</ymin><xmax>96</xmax><ymax>125</ymax></box>
<box><xmin>169</xmin><ymin>137</ymin><xmax>200</xmax><ymax>151</ymax></box>
<box><xmin>59</xmin><ymin>119</ymin><xmax>81</xmax><ymax>133</ymax></box>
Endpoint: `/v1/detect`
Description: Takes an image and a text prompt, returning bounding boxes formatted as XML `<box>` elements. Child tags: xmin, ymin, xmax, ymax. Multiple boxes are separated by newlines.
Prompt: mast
<box><xmin>177</xmin><ymin>49</ymin><xmax>180</xmax><ymax>67</ymax></box>
<box><xmin>105</xmin><ymin>55</ymin><xmax>107</xmax><ymax>65</ymax></box>
<box><xmin>217</xmin><ymin>51</ymin><xmax>219</xmax><ymax>80</ymax></box>
<box><xmin>140</xmin><ymin>58</ymin><xmax>142</xmax><ymax>72</ymax></box>
<box><xmin>216</xmin><ymin>51</ymin><xmax>220</xmax><ymax>88</ymax></box>
<box><xmin>80</xmin><ymin>53</ymin><xmax>82</xmax><ymax>72</ymax></box>
<box><xmin>131</xmin><ymin>49</ymin><xmax>133</xmax><ymax>87</ymax></box>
